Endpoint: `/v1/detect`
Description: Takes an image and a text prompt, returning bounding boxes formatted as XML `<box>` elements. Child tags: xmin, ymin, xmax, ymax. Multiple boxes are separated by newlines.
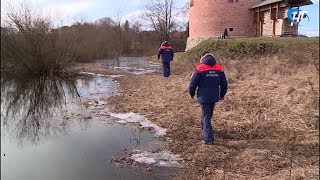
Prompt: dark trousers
<box><xmin>162</xmin><ymin>62</ymin><xmax>170</xmax><ymax>77</ymax></box>
<box><xmin>201</xmin><ymin>103</ymin><xmax>215</xmax><ymax>143</ymax></box>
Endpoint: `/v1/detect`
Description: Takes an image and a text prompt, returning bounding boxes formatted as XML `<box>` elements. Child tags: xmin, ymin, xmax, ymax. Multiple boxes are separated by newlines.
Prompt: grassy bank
<box><xmin>109</xmin><ymin>37</ymin><xmax>319</xmax><ymax>179</ymax></box>
<box><xmin>184</xmin><ymin>37</ymin><xmax>319</xmax><ymax>62</ymax></box>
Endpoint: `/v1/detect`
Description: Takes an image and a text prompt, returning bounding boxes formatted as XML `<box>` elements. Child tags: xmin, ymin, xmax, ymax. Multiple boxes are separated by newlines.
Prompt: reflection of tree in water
<box><xmin>1</xmin><ymin>73</ymin><xmax>82</xmax><ymax>145</ymax></box>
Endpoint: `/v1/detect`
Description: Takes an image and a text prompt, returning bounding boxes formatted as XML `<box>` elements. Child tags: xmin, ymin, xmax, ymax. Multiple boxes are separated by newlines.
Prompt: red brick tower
<box><xmin>186</xmin><ymin>0</ymin><xmax>258</xmax><ymax>50</ymax></box>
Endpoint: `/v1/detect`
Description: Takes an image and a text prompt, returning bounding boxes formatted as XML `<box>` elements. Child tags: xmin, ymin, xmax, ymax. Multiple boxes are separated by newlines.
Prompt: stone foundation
<box><xmin>185</xmin><ymin>36</ymin><xmax>212</xmax><ymax>51</ymax></box>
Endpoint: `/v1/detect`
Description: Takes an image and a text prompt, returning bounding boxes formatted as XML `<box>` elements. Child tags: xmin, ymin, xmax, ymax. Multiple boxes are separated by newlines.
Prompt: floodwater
<box><xmin>94</xmin><ymin>56</ymin><xmax>153</xmax><ymax>68</ymax></box>
<box><xmin>1</xmin><ymin>121</ymin><xmax>161</xmax><ymax>180</ymax></box>
<box><xmin>0</xmin><ymin>67</ymin><xmax>171</xmax><ymax>180</ymax></box>
<box><xmin>94</xmin><ymin>56</ymin><xmax>160</xmax><ymax>74</ymax></box>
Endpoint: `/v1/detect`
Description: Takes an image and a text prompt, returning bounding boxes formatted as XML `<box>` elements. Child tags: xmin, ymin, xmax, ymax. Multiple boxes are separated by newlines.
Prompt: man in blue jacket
<box><xmin>189</xmin><ymin>51</ymin><xmax>228</xmax><ymax>145</ymax></box>
<box><xmin>158</xmin><ymin>41</ymin><xmax>174</xmax><ymax>77</ymax></box>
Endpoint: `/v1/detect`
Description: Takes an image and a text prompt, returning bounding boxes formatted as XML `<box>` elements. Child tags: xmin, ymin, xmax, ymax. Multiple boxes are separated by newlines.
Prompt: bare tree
<box><xmin>144</xmin><ymin>0</ymin><xmax>177</xmax><ymax>42</ymax></box>
<box><xmin>113</xmin><ymin>14</ymin><xmax>123</xmax><ymax>66</ymax></box>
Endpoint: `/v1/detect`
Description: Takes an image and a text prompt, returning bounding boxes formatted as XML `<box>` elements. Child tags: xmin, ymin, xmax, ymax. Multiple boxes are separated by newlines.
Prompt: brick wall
<box><xmin>275</xmin><ymin>19</ymin><xmax>283</xmax><ymax>36</ymax></box>
<box><xmin>186</xmin><ymin>0</ymin><xmax>299</xmax><ymax>50</ymax></box>
<box><xmin>185</xmin><ymin>36</ymin><xmax>211</xmax><ymax>51</ymax></box>
<box><xmin>275</xmin><ymin>8</ymin><xmax>286</xmax><ymax>36</ymax></box>
<box><xmin>262</xmin><ymin>11</ymin><xmax>274</xmax><ymax>36</ymax></box>
<box><xmin>254</xmin><ymin>7</ymin><xmax>289</xmax><ymax>37</ymax></box>
<box><xmin>282</xmin><ymin>18</ymin><xmax>298</xmax><ymax>36</ymax></box>
<box><xmin>189</xmin><ymin>0</ymin><xmax>257</xmax><ymax>38</ymax></box>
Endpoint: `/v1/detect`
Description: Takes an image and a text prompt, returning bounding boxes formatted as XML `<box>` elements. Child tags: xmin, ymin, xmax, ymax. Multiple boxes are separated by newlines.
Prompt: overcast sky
<box><xmin>1</xmin><ymin>0</ymin><xmax>319</xmax><ymax>36</ymax></box>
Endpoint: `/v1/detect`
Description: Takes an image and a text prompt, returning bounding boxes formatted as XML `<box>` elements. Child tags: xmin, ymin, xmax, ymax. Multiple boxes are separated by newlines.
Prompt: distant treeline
<box><xmin>53</xmin><ymin>17</ymin><xmax>187</xmax><ymax>62</ymax></box>
<box><xmin>0</xmin><ymin>14</ymin><xmax>187</xmax><ymax>75</ymax></box>
<box><xmin>1</xmin><ymin>17</ymin><xmax>187</xmax><ymax>63</ymax></box>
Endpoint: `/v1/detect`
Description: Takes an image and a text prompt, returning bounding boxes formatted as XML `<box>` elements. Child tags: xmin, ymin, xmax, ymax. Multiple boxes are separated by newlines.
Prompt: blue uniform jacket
<box><xmin>189</xmin><ymin>54</ymin><xmax>228</xmax><ymax>104</ymax></box>
<box><xmin>158</xmin><ymin>45</ymin><xmax>174</xmax><ymax>63</ymax></box>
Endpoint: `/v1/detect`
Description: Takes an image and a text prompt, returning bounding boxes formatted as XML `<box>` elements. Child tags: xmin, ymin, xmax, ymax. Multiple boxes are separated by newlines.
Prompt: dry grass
<box><xmin>107</xmin><ymin>48</ymin><xmax>319</xmax><ymax>179</ymax></box>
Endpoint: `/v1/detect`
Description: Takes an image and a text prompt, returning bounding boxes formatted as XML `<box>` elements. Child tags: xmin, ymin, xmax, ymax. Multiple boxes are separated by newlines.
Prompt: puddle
<box><xmin>1</xmin><ymin>74</ymin><xmax>178</xmax><ymax>180</ymax></box>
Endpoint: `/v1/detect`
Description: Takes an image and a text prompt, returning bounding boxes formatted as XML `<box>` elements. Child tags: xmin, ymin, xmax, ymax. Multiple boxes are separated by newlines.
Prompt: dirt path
<box><xmin>75</xmin><ymin>60</ymin><xmax>319</xmax><ymax>179</ymax></box>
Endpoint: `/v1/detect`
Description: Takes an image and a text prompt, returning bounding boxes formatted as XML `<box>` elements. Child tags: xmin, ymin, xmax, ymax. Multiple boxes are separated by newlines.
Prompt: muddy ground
<box><xmin>73</xmin><ymin>57</ymin><xmax>319</xmax><ymax>180</ymax></box>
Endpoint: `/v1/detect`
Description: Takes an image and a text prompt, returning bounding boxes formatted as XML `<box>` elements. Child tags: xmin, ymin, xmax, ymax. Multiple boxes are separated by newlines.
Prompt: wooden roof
<box><xmin>251</xmin><ymin>0</ymin><xmax>313</xmax><ymax>9</ymax></box>
<box><xmin>287</xmin><ymin>0</ymin><xmax>313</xmax><ymax>7</ymax></box>
<box><xmin>251</xmin><ymin>0</ymin><xmax>282</xmax><ymax>9</ymax></box>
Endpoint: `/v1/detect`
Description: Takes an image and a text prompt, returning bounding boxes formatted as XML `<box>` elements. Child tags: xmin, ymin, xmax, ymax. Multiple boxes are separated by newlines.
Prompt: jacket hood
<box><xmin>160</xmin><ymin>45</ymin><xmax>172</xmax><ymax>49</ymax></box>
<box><xmin>200</xmin><ymin>53</ymin><xmax>216</xmax><ymax>66</ymax></box>
<box><xmin>161</xmin><ymin>41</ymin><xmax>170</xmax><ymax>46</ymax></box>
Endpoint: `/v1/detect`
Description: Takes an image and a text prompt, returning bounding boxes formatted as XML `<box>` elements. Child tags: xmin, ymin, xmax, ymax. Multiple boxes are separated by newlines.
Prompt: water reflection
<box><xmin>1</xmin><ymin>73</ymin><xmax>81</xmax><ymax>145</ymax></box>
<box><xmin>0</xmin><ymin>73</ymin><xmax>169</xmax><ymax>180</ymax></box>
<box><xmin>94</xmin><ymin>57</ymin><xmax>151</xmax><ymax>68</ymax></box>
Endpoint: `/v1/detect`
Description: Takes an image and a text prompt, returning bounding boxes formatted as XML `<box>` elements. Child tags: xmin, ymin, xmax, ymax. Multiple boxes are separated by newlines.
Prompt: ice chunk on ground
<box><xmin>80</xmin><ymin>71</ymin><xmax>95</xmax><ymax>75</ymax></box>
<box><xmin>80</xmin><ymin>71</ymin><xmax>123</xmax><ymax>78</ymax></box>
<box><xmin>130</xmin><ymin>151</ymin><xmax>181</xmax><ymax>167</ymax></box>
<box><xmin>130</xmin><ymin>154</ymin><xmax>156</xmax><ymax>164</ymax></box>
<box><xmin>96</xmin><ymin>74</ymin><xmax>123</xmax><ymax>78</ymax></box>
<box><xmin>109</xmin><ymin>112</ymin><xmax>167</xmax><ymax>137</ymax></box>
<box><xmin>139</xmin><ymin>120</ymin><xmax>166</xmax><ymax>137</ymax></box>
<box><xmin>110</xmin><ymin>112</ymin><xmax>143</xmax><ymax>123</ymax></box>
<box><xmin>112</xmin><ymin>67</ymin><xmax>156</xmax><ymax>75</ymax></box>
<box><xmin>115</xmin><ymin>120</ymin><xmax>127</xmax><ymax>124</ymax></box>
<box><xmin>132</xmin><ymin>70</ymin><xmax>156</xmax><ymax>75</ymax></box>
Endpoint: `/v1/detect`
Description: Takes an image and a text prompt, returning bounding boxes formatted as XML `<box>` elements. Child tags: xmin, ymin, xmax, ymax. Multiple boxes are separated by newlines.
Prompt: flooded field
<box><xmin>1</xmin><ymin>57</ymin><xmax>177</xmax><ymax>180</ymax></box>
<box><xmin>94</xmin><ymin>56</ymin><xmax>160</xmax><ymax>75</ymax></box>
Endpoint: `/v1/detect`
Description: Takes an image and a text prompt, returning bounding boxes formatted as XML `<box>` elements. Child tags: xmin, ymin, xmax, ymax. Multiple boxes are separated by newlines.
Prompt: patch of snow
<box><xmin>80</xmin><ymin>71</ymin><xmax>123</xmax><ymax>78</ymax></box>
<box><xmin>149</xmin><ymin>64</ymin><xmax>160</xmax><ymax>67</ymax></box>
<box><xmin>99</xmin><ymin>111</ymin><xmax>109</xmax><ymax>116</ymax></box>
<box><xmin>131</xmin><ymin>155</ymin><xmax>156</xmax><ymax>164</ymax></box>
<box><xmin>140</xmin><ymin>120</ymin><xmax>166</xmax><ymax>137</ymax></box>
<box><xmin>109</xmin><ymin>112</ymin><xmax>167</xmax><ymax>137</ymax></box>
<box><xmin>132</xmin><ymin>70</ymin><xmax>156</xmax><ymax>75</ymax></box>
<box><xmin>148</xmin><ymin>61</ymin><xmax>160</xmax><ymax>65</ymax></box>
<box><xmin>116</xmin><ymin>120</ymin><xmax>127</xmax><ymax>124</ymax></box>
<box><xmin>165</xmin><ymin>137</ymin><xmax>173</xmax><ymax>142</ymax></box>
<box><xmin>112</xmin><ymin>67</ymin><xmax>156</xmax><ymax>75</ymax></box>
<box><xmin>110</xmin><ymin>112</ymin><xmax>143</xmax><ymax>123</ymax></box>
<box><xmin>96</xmin><ymin>74</ymin><xmax>123</xmax><ymax>78</ymax></box>
<box><xmin>131</xmin><ymin>151</ymin><xmax>181</xmax><ymax>167</ymax></box>
<box><xmin>108</xmin><ymin>75</ymin><xmax>123</xmax><ymax>78</ymax></box>
<box><xmin>80</xmin><ymin>71</ymin><xmax>95</xmax><ymax>75</ymax></box>
<box><xmin>113</xmin><ymin>67</ymin><xmax>131</xmax><ymax>71</ymax></box>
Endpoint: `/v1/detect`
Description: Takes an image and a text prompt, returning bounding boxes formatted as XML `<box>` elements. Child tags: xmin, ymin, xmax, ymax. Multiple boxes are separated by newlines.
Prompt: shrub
<box><xmin>1</xmin><ymin>4</ymin><xmax>80</xmax><ymax>76</ymax></box>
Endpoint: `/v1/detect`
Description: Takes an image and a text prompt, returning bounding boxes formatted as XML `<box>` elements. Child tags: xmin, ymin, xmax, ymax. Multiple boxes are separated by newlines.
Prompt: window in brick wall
<box><xmin>229</xmin><ymin>28</ymin><xmax>234</xmax><ymax>31</ymax></box>
<box><xmin>228</xmin><ymin>0</ymin><xmax>238</xmax><ymax>3</ymax></box>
